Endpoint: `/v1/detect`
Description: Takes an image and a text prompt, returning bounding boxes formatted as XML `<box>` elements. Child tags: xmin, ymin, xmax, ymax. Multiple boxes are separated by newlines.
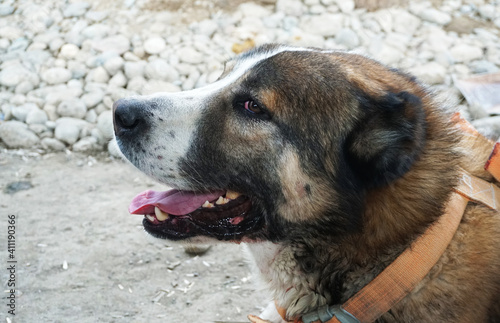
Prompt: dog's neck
<box><xmin>246</xmin><ymin>108</ymin><xmax>463</xmax><ymax>319</ymax></box>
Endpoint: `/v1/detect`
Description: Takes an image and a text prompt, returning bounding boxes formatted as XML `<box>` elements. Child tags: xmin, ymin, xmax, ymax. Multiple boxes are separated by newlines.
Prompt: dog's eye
<box><xmin>244</xmin><ymin>100</ymin><xmax>263</xmax><ymax>114</ymax></box>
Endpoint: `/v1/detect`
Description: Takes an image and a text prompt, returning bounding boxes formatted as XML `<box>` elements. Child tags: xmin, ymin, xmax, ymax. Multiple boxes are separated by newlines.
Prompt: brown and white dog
<box><xmin>113</xmin><ymin>44</ymin><xmax>500</xmax><ymax>322</ymax></box>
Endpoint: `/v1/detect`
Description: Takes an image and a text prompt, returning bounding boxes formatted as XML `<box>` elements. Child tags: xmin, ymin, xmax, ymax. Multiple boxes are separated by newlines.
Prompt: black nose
<box><xmin>113</xmin><ymin>99</ymin><xmax>147</xmax><ymax>136</ymax></box>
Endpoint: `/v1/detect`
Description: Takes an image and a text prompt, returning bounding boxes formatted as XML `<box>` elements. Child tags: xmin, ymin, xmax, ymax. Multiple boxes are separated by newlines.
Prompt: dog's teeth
<box><xmin>216</xmin><ymin>196</ymin><xmax>230</xmax><ymax>205</ymax></box>
<box><xmin>225</xmin><ymin>190</ymin><xmax>241</xmax><ymax>199</ymax></box>
<box><xmin>146</xmin><ymin>214</ymin><xmax>156</xmax><ymax>222</ymax></box>
<box><xmin>202</xmin><ymin>200</ymin><xmax>214</xmax><ymax>208</ymax></box>
<box><xmin>154</xmin><ymin>206</ymin><xmax>169</xmax><ymax>221</ymax></box>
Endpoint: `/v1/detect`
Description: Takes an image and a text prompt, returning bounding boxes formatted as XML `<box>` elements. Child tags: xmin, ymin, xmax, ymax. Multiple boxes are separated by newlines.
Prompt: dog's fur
<box><xmin>114</xmin><ymin>44</ymin><xmax>500</xmax><ymax>322</ymax></box>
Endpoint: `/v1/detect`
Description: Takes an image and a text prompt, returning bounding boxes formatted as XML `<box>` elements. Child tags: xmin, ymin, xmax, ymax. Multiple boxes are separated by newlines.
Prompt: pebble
<box><xmin>41</xmin><ymin>68</ymin><xmax>72</xmax><ymax>85</ymax></box>
<box><xmin>144</xmin><ymin>59</ymin><xmax>179</xmax><ymax>82</ymax></box>
<box><xmin>81</xmin><ymin>91</ymin><xmax>105</xmax><ymax>109</ymax></box>
<box><xmin>450</xmin><ymin>44</ymin><xmax>484</xmax><ymax>63</ymax></box>
<box><xmin>124</xmin><ymin>61</ymin><xmax>146</xmax><ymax>79</ymax></box>
<box><xmin>59</xmin><ymin>44</ymin><xmax>80</xmax><ymax>60</ymax></box>
<box><xmin>103</xmin><ymin>56</ymin><xmax>125</xmax><ymax>76</ymax></box>
<box><xmin>0</xmin><ymin>5</ymin><xmax>15</xmax><ymax>16</ymax></box>
<box><xmin>177</xmin><ymin>47</ymin><xmax>204</xmax><ymax>65</ymax></box>
<box><xmin>0</xmin><ymin>121</ymin><xmax>40</xmax><ymax>148</ymax></box>
<box><xmin>73</xmin><ymin>136</ymin><xmax>101</xmax><ymax>152</ymax></box>
<box><xmin>0</xmin><ymin>65</ymin><xmax>37</xmax><ymax>87</ymax></box>
<box><xmin>335</xmin><ymin>28</ymin><xmax>359</xmax><ymax>49</ymax></box>
<box><xmin>11</xmin><ymin>103</ymin><xmax>39</xmax><ymax>122</ymax></box>
<box><xmin>54</xmin><ymin>117</ymin><xmax>89</xmax><ymax>145</ymax></box>
<box><xmin>417</xmin><ymin>8</ymin><xmax>452</xmax><ymax>25</ymax></box>
<box><xmin>57</xmin><ymin>99</ymin><xmax>87</xmax><ymax>119</ymax></box>
<box><xmin>409</xmin><ymin>62</ymin><xmax>447</xmax><ymax>85</ymax></box>
<box><xmin>26</xmin><ymin>109</ymin><xmax>49</xmax><ymax>125</ymax></box>
<box><xmin>63</xmin><ymin>2</ymin><xmax>91</xmax><ymax>18</ymax></box>
<box><xmin>144</xmin><ymin>36</ymin><xmax>166</xmax><ymax>55</ymax></box>
<box><xmin>97</xmin><ymin>110</ymin><xmax>114</xmax><ymax>140</ymax></box>
<box><xmin>300</xmin><ymin>14</ymin><xmax>343</xmax><ymax>36</ymax></box>
<box><xmin>41</xmin><ymin>137</ymin><xmax>66</xmax><ymax>151</ymax></box>
<box><xmin>92</xmin><ymin>35</ymin><xmax>130</xmax><ymax>54</ymax></box>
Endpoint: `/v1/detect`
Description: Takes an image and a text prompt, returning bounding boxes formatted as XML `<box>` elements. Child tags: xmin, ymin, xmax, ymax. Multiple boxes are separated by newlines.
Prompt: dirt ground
<box><xmin>0</xmin><ymin>151</ymin><xmax>264</xmax><ymax>323</ymax></box>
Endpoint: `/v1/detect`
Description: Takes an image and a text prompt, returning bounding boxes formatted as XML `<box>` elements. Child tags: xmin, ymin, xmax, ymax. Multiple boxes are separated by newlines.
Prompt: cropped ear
<box><xmin>345</xmin><ymin>91</ymin><xmax>427</xmax><ymax>188</ymax></box>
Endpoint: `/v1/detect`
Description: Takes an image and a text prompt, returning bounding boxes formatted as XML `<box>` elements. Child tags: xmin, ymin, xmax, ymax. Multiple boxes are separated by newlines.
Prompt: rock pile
<box><xmin>0</xmin><ymin>0</ymin><xmax>499</xmax><ymax>155</ymax></box>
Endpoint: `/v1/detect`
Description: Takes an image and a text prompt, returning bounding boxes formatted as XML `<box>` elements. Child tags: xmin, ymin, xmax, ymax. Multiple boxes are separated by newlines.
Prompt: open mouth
<box><xmin>129</xmin><ymin>189</ymin><xmax>263</xmax><ymax>241</ymax></box>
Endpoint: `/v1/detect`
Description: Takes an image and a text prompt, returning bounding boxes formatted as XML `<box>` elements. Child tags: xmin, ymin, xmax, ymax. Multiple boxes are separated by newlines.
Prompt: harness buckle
<box><xmin>302</xmin><ymin>304</ymin><xmax>360</xmax><ymax>323</ymax></box>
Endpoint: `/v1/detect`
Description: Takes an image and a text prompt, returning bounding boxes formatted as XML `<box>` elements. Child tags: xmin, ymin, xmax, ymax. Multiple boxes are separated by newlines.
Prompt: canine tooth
<box><xmin>216</xmin><ymin>196</ymin><xmax>229</xmax><ymax>205</ymax></box>
<box><xmin>154</xmin><ymin>206</ymin><xmax>169</xmax><ymax>221</ymax></box>
<box><xmin>202</xmin><ymin>200</ymin><xmax>214</xmax><ymax>208</ymax></box>
<box><xmin>146</xmin><ymin>214</ymin><xmax>156</xmax><ymax>222</ymax></box>
<box><xmin>226</xmin><ymin>190</ymin><xmax>241</xmax><ymax>199</ymax></box>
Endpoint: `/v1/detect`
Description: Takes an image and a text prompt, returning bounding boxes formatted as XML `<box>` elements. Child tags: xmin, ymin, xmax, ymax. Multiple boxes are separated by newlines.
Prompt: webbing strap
<box><xmin>325</xmin><ymin>192</ymin><xmax>469</xmax><ymax>323</ymax></box>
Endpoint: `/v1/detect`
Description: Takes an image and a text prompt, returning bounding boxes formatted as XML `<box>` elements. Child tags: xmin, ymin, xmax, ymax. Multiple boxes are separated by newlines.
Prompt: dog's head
<box><xmin>114</xmin><ymin>44</ymin><xmax>427</xmax><ymax>244</ymax></box>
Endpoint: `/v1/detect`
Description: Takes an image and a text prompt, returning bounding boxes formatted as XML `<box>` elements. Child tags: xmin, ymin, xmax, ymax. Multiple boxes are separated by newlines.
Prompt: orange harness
<box><xmin>249</xmin><ymin>116</ymin><xmax>500</xmax><ymax>323</ymax></box>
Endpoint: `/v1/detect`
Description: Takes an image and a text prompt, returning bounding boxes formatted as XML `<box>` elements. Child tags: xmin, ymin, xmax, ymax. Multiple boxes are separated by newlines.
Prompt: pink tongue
<box><xmin>129</xmin><ymin>189</ymin><xmax>225</xmax><ymax>216</ymax></box>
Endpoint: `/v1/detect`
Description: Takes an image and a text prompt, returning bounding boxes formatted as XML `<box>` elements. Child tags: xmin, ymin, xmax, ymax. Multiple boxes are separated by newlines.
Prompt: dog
<box><xmin>113</xmin><ymin>44</ymin><xmax>500</xmax><ymax>322</ymax></box>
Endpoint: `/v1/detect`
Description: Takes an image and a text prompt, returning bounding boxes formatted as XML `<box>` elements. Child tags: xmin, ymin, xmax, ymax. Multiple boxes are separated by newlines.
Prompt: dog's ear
<box><xmin>345</xmin><ymin>91</ymin><xmax>427</xmax><ymax>188</ymax></box>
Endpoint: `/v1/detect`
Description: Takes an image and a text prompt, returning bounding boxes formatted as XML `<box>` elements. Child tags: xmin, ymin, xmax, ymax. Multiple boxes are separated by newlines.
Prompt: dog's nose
<box><xmin>113</xmin><ymin>99</ymin><xmax>146</xmax><ymax>135</ymax></box>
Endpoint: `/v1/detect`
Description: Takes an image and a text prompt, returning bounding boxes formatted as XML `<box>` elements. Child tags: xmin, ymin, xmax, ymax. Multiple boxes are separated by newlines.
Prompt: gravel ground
<box><xmin>0</xmin><ymin>0</ymin><xmax>499</xmax><ymax>322</ymax></box>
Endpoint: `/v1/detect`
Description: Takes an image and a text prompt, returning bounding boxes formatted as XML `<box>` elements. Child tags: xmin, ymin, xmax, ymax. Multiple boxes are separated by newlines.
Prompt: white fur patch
<box><xmin>129</xmin><ymin>45</ymin><xmax>326</xmax><ymax>189</ymax></box>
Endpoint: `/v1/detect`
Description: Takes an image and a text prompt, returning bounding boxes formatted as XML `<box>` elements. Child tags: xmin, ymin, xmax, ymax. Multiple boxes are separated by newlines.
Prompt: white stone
<box><xmin>41</xmin><ymin>137</ymin><xmax>66</xmax><ymax>151</ymax></box>
<box><xmin>85</xmin><ymin>10</ymin><xmax>108</xmax><ymax>22</ymax></box>
<box><xmin>276</xmin><ymin>0</ymin><xmax>305</xmax><ymax>16</ymax></box>
<box><xmin>195</xmin><ymin>20</ymin><xmax>219</xmax><ymax>38</ymax></box>
<box><xmin>450</xmin><ymin>44</ymin><xmax>483</xmax><ymax>63</ymax></box>
<box><xmin>85</xmin><ymin>109</ymin><xmax>98</xmax><ymax>123</ymax></box>
<box><xmin>335</xmin><ymin>28</ymin><xmax>360</xmax><ymax>49</ymax></box>
<box><xmin>0</xmin><ymin>5</ymin><xmax>15</xmax><ymax>16</ymax></box>
<box><xmin>73</xmin><ymin>136</ymin><xmax>101</xmax><ymax>152</ymax></box>
<box><xmin>64</xmin><ymin>20</ymin><xmax>88</xmax><ymax>46</ymax></box>
<box><xmin>178</xmin><ymin>47</ymin><xmax>204</xmax><ymax>64</ymax></box>
<box><xmin>392</xmin><ymin>10</ymin><xmax>421</xmax><ymax>35</ymax></box>
<box><xmin>0</xmin><ymin>65</ymin><xmax>37</xmax><ymax>87</ymax></box>
<box><xmin>41</xmin><ymin>68</ymin><xmax>72</xmax><ymax>85</ymax></box>
<box><xmin>103</xmin><ymin>56</ymin><xmax>124</xmax><ymax>75</ymax></box>
<box><xmin>63</xmin><ymin>2</ymin><xmax>90</xmax><ymax>17</ymax></box>
<box><xmin>59</xmin><ymin>44</ymin><xmax>80</xmax><ymax>59</ymax></box>
<box><xmin>289</xmin><ymin>32</ymin><xmax>325</xmax><ymax>48</ymax></box>
<box><xmin>335</xmin><ymin>0</ymin><xmax>354</xmax><ymax>13</ymax></box>
<box><xmin>82</xmin><ymin>24</ymin><xmax>110</xmax><ymax>40</ymax></box>
<box><xmin>472</xmin><ymin>116</ymin><xmax>500</xmax><ymax>138</ymax></box>
<box><xmin>15</xmin><ymin>81</ymin><xmax>34</xmax><ymax>94</ymax></box>
<box><xmin>26</xmin><ymin>109</ymin><xmax>49</xmax><ymax>125</ymax></box>
<box><xmin>81</xmin><ymin>91</ymin><xmax>105</xmax><ymax>109</ymax></box>
<box><xmin>57</xmin><ymin>99</ymin><xmax>87</xmax><ymax>119</ymax></box>
<box><xmin>300</xmin><ymin>14</ymin><xmax>344</xmax><ymax>37</ymax></box>
<box><xmin>88</xmin><ymin>66</ymin><xmax>110</xmax><ymax>83</ymax></box>
<box><xmin>144</xmin><ymin>36</ymin><xmax>166</xmax><ymax>55</ymax></box>
<box><xmin>144</xmin><ymin>59</ymin><xmax>180</xmax><ymax>82</ymax></box>
<box><xmin>478</xmin><ymin>4</ymin><xmax>496</xmax><ymax>20</ymax></box>
<box><xmin>97</xmin><ymin>110</ymin><xmax>114</xmax><ymax>140</ymax></box>
<box><xmin>54</xmin><ymin>117</ymin><xmax>89</xmax><ymax>145</ymax></box>
<box><xmin>0</xmin><ymin>121</ymin><xmax>40</xmax><ymax>148</ymax></box>
<box><xmin>239</xmin><ymin>3</ymin><xmax>272</xmax><ymax>17</ymax></box>
<box><xmin>417</xmin><ymin>8</ymin><xmax>452</xmax><ymax>25</ymax></box>
<box><xmin>11</xmin><ymin>103</ymin><xmax>38</xmax><ymax>122</ymax></box>
<box><xmin>409</xmin><ymin>62</ymin><xmax>446</xmax><ymax>85</ymax></box>
<box><xmin>124</xmin><ymin>61</ymin><xmax>146</xmax><ymax>79</ymax></box>
<box><xmin>108</xmin><ymin>138</ymin><xmax>123</xmax><ymax>158</ymax></box>
<box><xmin>92</xmin><ymin>35</ymin><xmax>130</xmax><ymax>54</ymax></box>
<box><xmin>142</xmin><ymin>80</ymin><xmax>181</xmax><ymax>95</ymax></box>
<box><xmin>109</xmin><ymin>72</ymin><xmax>128</xmax><ymax>87</ymax></box>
